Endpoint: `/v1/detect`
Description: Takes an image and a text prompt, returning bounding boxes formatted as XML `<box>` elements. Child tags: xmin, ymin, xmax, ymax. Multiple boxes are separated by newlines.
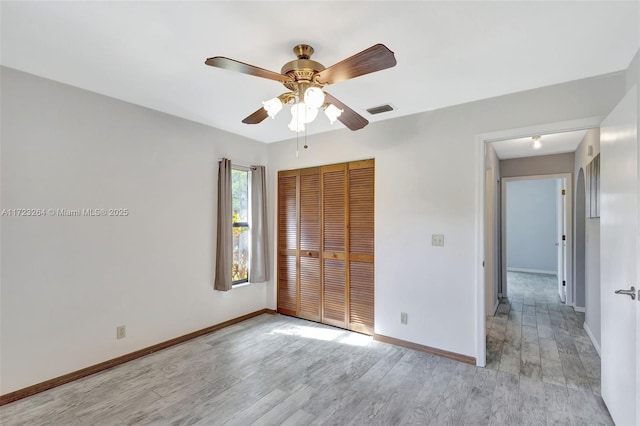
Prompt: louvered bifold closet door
<box><xmin>298</xmin><ymin>168</ymin><xmax>321</xmax><ymax>321</ymax></box>
<box><xmin>277</xmin><ymin>170</ymin><xmax>298</xmax><ymax>316</ymax></box>
<box><xmin>348</xmin><ymin>160</ymin><xmax>375</xmax><ymax>335</ymax></box>
<box><xmin>321</xmin><ymin>164</ymin><xmax>348</xmax><ymax>328</ymax></box>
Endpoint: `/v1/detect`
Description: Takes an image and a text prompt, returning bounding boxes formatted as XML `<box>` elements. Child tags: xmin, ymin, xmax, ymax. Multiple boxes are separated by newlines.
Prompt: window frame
<box><xmin>231</xmin><ymin>166</ymin><xmax>251</xmax><ymax>286</ymax></box>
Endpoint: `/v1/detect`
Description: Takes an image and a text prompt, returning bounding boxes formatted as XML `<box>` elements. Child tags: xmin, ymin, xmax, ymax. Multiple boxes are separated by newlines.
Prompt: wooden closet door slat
<box><xmin>300</xmin><ymin>169</ymin><xmax>321</xmax><ymax>251</ymax></box>
<box><xmin>299</xmin><ymin>168</ymin><xmax>321</xmax><ymax>321</ymax></box>
<box><xmin>322</xmin><ymin>164</ymin><xmax>347</xmax><ymax>328</ymax></box>
<box><xmin>277</xmin><ymin>172</ymin><xmax>298</xmax><ymax>315</ymax></box>
<box><xmin>349</xmin><ymin>261</ymin><xmax>374</xmax><ymax>334</ymax></box>
<box><xmin>348</xmin><ymin>161</ymin><xmax>375</xmax><ymax>335</ymax></box>
<box><xmin>323</xmin><ymin>259</ymin><xmax>346</xmax><ymax>327</ymax></box>
<box><xmin>278</xmin><ymin>173</ymin><xmax>298</xmax><ymax>251</ymax></box>
<box><xmin>299</xmin><ymin>256</ymin><xmax>321</xmax><ymax>321</ymax></box>
<box><xmin>278</xmin><ymin>255</ymin><xmax>297</xmax><ymax>316</ymax></box>
<box><xmin>323</xmin><ymin>168</ymin><xmax>346</xmax><ymax>253</ymax></box>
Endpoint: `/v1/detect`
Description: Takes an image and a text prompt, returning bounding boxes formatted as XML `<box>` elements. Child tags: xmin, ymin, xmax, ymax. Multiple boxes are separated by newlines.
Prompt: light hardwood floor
<box><xmin>2</xmin><ymin>291</ymin><xmax>611</xmax><ymax>425</ymax></box>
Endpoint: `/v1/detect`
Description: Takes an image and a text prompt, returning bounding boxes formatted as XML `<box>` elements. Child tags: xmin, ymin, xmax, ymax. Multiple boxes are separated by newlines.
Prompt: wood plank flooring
<box><xmin>1</xmin><ymin>277</ymin><xmax>612</xmax><ymax>425</ymax></box>
<box><xmin>486</xmin><ymin>271</ymin><xmax>613</xmax><ymax>426</ymax></box>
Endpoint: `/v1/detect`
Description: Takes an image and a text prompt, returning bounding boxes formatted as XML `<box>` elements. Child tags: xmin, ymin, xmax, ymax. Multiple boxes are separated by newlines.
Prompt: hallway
<box><xmin>486</xmin><ymin>271</ymin><xmax>612</xmax><ymax>424</ymax></box>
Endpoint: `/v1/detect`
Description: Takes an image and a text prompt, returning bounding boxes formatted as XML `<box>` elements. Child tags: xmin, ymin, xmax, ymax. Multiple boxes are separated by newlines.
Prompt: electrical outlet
<box><xmin>432</xmin><ymin>234</ymin><xmax>445</xmax><ymax>247</ymax></box>
<box><xmin>116</xmin><ymin>325</ymin><xmax>126</xmax><ymax>339</ymax></box>
<box><xmin>400</xmin><ymin>312</ymin><xmax>408</xmax><ymax>325</ymax></box>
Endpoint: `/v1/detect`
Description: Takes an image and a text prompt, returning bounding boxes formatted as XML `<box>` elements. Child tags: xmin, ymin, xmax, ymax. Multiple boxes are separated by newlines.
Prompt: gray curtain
<box><xmin>250</xmin><ymin>165</ymin><xmax>269</xmax><ymax>282</ymax></box>
<box><xmin>214</xmin><ymin>158</ymin><xmax>233</xmax><ymax>291</ymax></box>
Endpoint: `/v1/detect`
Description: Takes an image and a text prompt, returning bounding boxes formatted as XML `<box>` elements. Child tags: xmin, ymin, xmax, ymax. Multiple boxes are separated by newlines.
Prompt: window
<box><xmin>232</xmin><ymin>168</ymin><xmax>250</xmax><ymax>284</ymax></box>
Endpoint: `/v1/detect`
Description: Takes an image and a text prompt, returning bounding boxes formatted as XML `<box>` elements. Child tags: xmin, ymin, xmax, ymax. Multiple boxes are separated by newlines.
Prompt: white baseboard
<box><xmin>507</xmin><ymin>267</ymin><xmax>556</xmax><ymax>275</ymax></box>
<box><xmin>583</xmin><ymin>322</ymin><xmax>601</xmax><ymax>357</ymax></box>
<box><xmin>493</xmin><ymin>300</ymin><xmax>499</xmax><ymax>315</ymax></box>
<box><xmin>573</xmin><ymin>305</ymin><xmax>586</xmax><ymax>313</ymax></box>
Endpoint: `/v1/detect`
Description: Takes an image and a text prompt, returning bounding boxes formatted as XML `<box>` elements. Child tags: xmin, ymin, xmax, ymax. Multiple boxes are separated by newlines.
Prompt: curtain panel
<box><xmin>250</xmin><ymin>165</ymin><xmax>269</xmax><ymax>283</ymax></box>
<box><xmin>214</xmin><ymin>158</ymin><xmax>233</xmax><ymax>291</ymax></box>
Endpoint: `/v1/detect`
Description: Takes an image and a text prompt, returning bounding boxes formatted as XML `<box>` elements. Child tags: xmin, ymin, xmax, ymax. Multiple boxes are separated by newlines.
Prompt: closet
<box><xmin>277</xmin><ymin>159</ymin><xmax>374</xmax><ymax>335</ymax></box>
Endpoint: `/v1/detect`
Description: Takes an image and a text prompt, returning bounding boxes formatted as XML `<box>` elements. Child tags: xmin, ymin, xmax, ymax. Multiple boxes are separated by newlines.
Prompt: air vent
<box><xmin>366</xmin><ymin>104</ymin><xmax>394</xmax><ymax>115</ymax></box>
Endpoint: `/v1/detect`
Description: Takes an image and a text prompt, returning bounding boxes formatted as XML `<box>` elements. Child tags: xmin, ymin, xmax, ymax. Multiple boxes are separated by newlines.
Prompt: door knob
<box><xmin>614</xmin><ymin>286</ymin><xmax>636</xmax><ymax>300</ymax></box>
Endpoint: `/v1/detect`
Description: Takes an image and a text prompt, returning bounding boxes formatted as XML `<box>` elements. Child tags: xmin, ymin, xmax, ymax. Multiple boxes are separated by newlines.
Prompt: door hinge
<box><xmin>563</xmin><ymin>280</ymin><xmax>566</xmax><ymax>287</ymax></box>
<box><xmin>562</xmin><ymin>235</ymin><xmax>566</xmax><ymax>241</ymax></box>
<box><xmin>562</xmin><ymin>189</ymin><xmax>566</xmax><ymax>195</ymax></box>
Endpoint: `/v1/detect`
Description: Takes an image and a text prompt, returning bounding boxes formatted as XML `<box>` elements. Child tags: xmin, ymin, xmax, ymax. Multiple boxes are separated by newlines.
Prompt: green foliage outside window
<box><xmin>232</xmin><ymin>169</ymin><xmax>249</xmax><ymax>283</ymax></box>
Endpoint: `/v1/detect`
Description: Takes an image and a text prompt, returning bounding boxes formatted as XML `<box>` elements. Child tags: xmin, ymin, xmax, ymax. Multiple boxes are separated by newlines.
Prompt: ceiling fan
<box><xmin>205</xmin><ymin>44</ymin><xmax>397</xmax><ymax>132</ymax></box>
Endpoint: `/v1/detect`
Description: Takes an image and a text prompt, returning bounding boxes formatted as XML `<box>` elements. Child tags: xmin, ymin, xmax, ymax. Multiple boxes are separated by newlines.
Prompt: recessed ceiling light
<box><xmin>531</xmin><ymin>135</ymin><xmax>542</xmax><ymax>150</ymax></box>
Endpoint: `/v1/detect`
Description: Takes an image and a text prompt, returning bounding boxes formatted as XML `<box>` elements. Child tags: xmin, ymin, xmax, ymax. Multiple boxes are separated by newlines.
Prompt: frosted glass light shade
<box><xmin>304</xmin><ymin>87</ymin><xmax>325</xmax><ymax>109</ymax></box>
<box><xmin>324</xmin><ymin>104</ymin><xmax>343</xmax><ymax>124</ymax></box>
<box><xmin>262</xmin><ymin>97</ymin><xmax>283</xmax><ymax>118</ymax></box>
<box><xmin>288</xmin><ymin>117</ymin><xmax>305</xmax><ymax>132</ymax></box>
<box><xmin>290</xmin><ymin>102</ymin><xmax>318</xmax><ymax>127</ymax></box>
<box><xmin>289</xmin><ymin>104</ymin><xmax>304</xmax><ymax>132</ymax></box>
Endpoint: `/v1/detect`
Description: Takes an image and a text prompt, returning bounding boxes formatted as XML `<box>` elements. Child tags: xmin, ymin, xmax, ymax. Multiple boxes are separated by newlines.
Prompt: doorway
<box><xmin>501</xmin><ymin>175</ymin><xmax>570</xmax><ymax>304</ymax></box>
<box><xmin>476</xmin><ymin>118</ymin><xmax>604</xmax><ymax>367</ymax></box>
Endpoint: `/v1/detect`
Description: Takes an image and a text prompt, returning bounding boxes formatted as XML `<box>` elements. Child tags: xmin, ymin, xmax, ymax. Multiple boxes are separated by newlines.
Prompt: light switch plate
<box><xmin>432</xmin><ymin>234</ymin><xmax>444</xmax><ymax>247</ymax></box>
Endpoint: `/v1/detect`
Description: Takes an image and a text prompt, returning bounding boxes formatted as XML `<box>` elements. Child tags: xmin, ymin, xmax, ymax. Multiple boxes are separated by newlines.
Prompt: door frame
<box><xmin>574</xmin><ymin>168</ymin><xmax>587</xmax><ymax>313</ymax></box>
<box><xmin>499</xmin><ymin>174</ymin><xmax>572</xmax><ymax>302</ymax></box>
<box><xmin>475</xmin><ymin>115</ymin><xmax>605</xmax><ymax>367</ymax></box>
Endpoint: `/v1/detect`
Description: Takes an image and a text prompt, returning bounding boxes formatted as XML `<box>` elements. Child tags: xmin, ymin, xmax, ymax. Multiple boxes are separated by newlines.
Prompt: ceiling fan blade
<box><xmin>205</xmin><ymin>56</ymin><xmax>291</xmax><ymax>83</ymax></box>
<box><xmin>324</xmin><ymin>92</ymin><xmax>369</xmax><ymax>131</ymax></box>
<box><xmin>242</xmin><ymin>107</ymin><xmax>269</xmax><ymax>125</ymax></box>
<box><xmin>315</xmin><ymin>44</ymin><xmax>397</xmax><ymax>85</ymax></box>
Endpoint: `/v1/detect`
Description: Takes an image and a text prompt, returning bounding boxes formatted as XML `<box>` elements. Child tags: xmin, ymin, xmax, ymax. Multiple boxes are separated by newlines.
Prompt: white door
<box><xmin>557</xmin><ymin>179</ymin><xmax>567</xmax><ymax>303</ymax></box>
<box><xmin>600</xmin><ymin>85</ymin><xmax>638</xmax><ymax>426</ymax></box>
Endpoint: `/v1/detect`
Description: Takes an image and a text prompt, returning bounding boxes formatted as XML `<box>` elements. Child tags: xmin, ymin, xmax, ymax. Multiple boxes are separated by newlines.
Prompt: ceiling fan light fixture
<box><xmin>262</xmin><ymin>97</ymin><xmax>283</xmax><ymax>118</ymax></box>
<box><xmin>304</xmin><ymin>87</ymin><xmax>325</xmax><ymax>109</ymax></box>
<box><xmin>206</xmin><ymin>43</ymin><xmax>395</xmax><ymax>133</ymax></box>
<box><xmin>291</xmin><ymin>102</ymin><xmax>318</xmax><ymax>126</ymax></box>
<box><xmin>531</xmin><ymin>135</ymin><xmax>542</xmax><ymax>150</ymax></box>
<box><xmin>324</xmin><ymin>104</ymin><xmax>343</xmax><ymax>124</ymax></box>
<box><xmin>288</xmin><ymin>116</ymin><xmax>305</xmax><ymax>132</ymax></box>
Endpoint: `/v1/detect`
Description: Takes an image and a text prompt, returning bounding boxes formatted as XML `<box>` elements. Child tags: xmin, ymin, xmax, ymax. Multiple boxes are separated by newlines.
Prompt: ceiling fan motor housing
<box><xmin>281</xmin><ymin>45</ymin><xmax>325</xmax><ymax>91</ymax></box>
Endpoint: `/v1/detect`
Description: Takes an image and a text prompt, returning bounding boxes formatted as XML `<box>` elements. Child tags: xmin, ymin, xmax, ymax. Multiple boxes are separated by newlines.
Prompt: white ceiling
<box><xmin>1</xmin><ymin>1</ymin><xmax>638</xmax><ymax>143</ymax></box>
<box><xmin>491</xmin><ymin>129</ymin><xmax>588</xmax><ymax>160</ymax></box>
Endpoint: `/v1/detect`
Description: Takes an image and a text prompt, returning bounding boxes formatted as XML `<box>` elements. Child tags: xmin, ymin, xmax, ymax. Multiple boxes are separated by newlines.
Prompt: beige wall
<box><xmin>574</xmin><ymin>128</ymin><xmax>601</xmax><ymax>351</ymax></box>
<box><xmin>500</xmin><ymin>152</ymin><xmax>575</xmax><ymax>178</ymax></box>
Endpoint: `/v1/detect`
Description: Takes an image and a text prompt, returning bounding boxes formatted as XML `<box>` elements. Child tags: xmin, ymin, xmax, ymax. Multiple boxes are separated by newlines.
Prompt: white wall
<box><xmin>0</xmin><ymin>67</ymin><xmax>269</xmax><ymax>394</ymax></box>
<box><xmin>574</xmin><ymin>129</ymin><xmax>600</xmax><ymax>347</ymax></box>
<box><xmin>0</xmin><ymin>64</ymin><xmax>629</xmax><ymax>393</ymax></box>
<box><xmin>506</xmin><ymin>179</ymin><xmax>558</xmax><ymax>273</ymax></box>
<box><xmin>267</xmin><ymin>71</ymin><xmax>626</xmax><ymax>359</ymax></box>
